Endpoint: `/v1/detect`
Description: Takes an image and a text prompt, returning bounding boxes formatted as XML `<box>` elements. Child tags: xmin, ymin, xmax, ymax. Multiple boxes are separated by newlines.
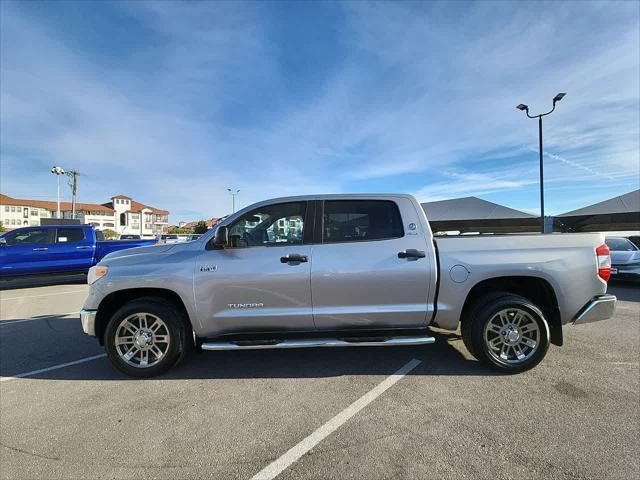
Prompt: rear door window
<box><xmin>56</xmin><ymin>228</ymin><xmax>85</xmax><ymax>243</ymax></box>
<box><xmin>322</xmin><ymin>200</ymin><xmax>404</xmax><ymax>243</ymax></box>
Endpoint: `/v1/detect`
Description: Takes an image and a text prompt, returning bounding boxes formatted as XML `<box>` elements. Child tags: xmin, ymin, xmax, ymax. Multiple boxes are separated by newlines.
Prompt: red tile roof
<box><xmin>0</xmin><ymin>194</ymin><xmax>114</xmax><ymax>213</ymax></box>
<box><xmin>1</xmin><ymin>194</ymin><xmax>168</xmax><ymax>215</ymax></box>
<box><xmin>130</xmin><ymin>201</ymin><xmax>169</xmax><ymax>215</ymax></box>
<box><xmin>183</xmin><ymin>217</ymin><xmax>225</xmax><ymax>229</ymax></box>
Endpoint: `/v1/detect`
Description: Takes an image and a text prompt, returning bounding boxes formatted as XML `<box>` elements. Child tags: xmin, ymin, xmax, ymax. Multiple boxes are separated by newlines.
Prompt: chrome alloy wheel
<box><xmin>115</xmin><ymin>313</ymin><xmax>170</xmax><ymax>368</ymax></box>
<box><xmin>483</xmin><ymin>308</ymin><xmax>540</xmax><ymax>364</ymax></box>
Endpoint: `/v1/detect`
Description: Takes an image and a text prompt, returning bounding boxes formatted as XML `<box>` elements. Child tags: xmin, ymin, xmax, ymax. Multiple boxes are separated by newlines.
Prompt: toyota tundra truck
<box><xmin>79</xmin><ymin>194</ymin><xmax>616</xmax><ymax>377</ymax></box>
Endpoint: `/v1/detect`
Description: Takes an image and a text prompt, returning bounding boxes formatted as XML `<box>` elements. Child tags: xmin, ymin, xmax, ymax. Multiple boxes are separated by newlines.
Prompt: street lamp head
<box><xmin>51</xmin><ymin>166</ymin><xmax>65</xmax><ymax>175</ymax></box>
<box><xmin>516</xmin><ymin>104</ymin><xmax>529</xmax><ymax>111</ymax></box>
<box><xmin>552</xmin><ymin>92</ymin><xmax>566</xmax><ymax>105</ymax></box>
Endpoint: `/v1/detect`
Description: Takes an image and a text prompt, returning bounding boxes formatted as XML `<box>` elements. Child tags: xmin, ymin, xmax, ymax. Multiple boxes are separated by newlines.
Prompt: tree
<box><xmin>193</xmin><ymin>220</ymin><xmax>208</xmax><ymax>234</ymax></box>
<box><xmin>168</xmin><ymin>226</ymin><xmax>191</xmax><ymax>234</ymax></box>
<box><xmin>102</xmin><ymin>228</ymin><xmax>117</xmax><ymax>239</ymax></box>
<box><xmin>0</xmin><ymin>221</ymin><xmax>5</xmax><ymax>233</ymax></box>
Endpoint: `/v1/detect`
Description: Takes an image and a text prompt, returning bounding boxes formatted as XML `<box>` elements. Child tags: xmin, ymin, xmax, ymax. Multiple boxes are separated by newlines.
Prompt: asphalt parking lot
<box><xmin>0</xmin><ymin>279</ymin><xmax>638</xmax><ymax>480</ymax></box>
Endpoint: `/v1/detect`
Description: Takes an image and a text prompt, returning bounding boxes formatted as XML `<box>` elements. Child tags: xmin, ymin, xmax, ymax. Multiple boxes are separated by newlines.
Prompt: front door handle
<box><xmin>75</xmin><ymin>246</ymin><xmax>93</xmax><ymax>250</ymax></box>
<box><xmin>280</xmin><ymin>253</ymin><xmax>308</xmax><ymax>264</ymax></box>
<box><xmin>32</xmin><ymin>247</ymin><xmax>49</xmax><ymax>251</ymax></box>
<box><xmin>398</xmin><ymin>249</ymin><xmax>425</xmax><ymax>259</ymax></box>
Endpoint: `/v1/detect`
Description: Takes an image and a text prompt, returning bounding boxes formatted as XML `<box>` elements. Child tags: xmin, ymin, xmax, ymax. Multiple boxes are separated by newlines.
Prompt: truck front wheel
<box><xmin>104</xmin><ymin>298</ymin><xmax>189</xmax><ymax>378</ymax></box>
<box><xmin>462</xmin><ymin>294</ymin><xmax>550</xmax><ymax>373</ymax></box>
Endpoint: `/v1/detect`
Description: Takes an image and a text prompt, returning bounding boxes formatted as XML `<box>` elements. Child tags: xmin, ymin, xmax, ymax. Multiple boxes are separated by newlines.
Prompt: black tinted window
<box><xmin>606</xmin><ymin>238</ymin><xmax>637</xmax><ymax>251</ymax></box>
<box><xmin>229</xmin><ymin>202</ymin><xmax>306</xmax><ymax>248</ymax></box>
<box><xmin>56</xmin><ymin>228</ymin><xmax>85</xmax><ymax>243</ymax></box>
<box><xmin>323</xmin><ymin>200</ymin><xmax>403</xmax><ymax>243</ymax></box>
<box><xmin>4</xmin><ymin>228</ymin><xmax>50</xmax><ymax>246</ymax></box>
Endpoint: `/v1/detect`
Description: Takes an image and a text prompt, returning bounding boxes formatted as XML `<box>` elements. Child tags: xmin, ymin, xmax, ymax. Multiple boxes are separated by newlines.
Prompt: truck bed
<box><xmin>433</xmin><ymin>232</ymin><xmax>607</xmax><ymax>329</ymax></box>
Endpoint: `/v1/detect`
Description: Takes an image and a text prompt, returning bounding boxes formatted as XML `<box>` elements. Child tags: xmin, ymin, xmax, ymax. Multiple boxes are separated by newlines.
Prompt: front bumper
<box><xmin>573</xmin><ymin>294</ymin><xmax>617</xmax><ymax>325</ymax></box>
<box><xmin>80</xmin><ymin>309</ymin><xmax>98</xmax><ymax>336</ymax></box>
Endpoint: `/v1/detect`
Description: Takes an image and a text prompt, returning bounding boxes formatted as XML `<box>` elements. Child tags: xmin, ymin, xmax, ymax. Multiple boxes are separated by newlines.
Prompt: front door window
<box><xmin>228</xmin><ymin>202</ymin><xmax>306</xmax><ymax>248</ymax></box>
<box><xmin>4</xmin><ymin>228</ymin><xmax>50</xmax><ymax>246</ymax></box>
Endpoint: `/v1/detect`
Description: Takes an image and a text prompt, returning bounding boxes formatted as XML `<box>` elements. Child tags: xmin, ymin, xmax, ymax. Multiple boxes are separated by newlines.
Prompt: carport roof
<box><xmin>558</xmin><ymin>189</ymin><xmax>640</xmax><ymax>217</ymax></box>
<box><xmin>421</xmin><ymin>196</ymin><xmax>536</xmax><ymax>221</ymax></box>
<box><xmin>554</xmin><ymin>189</ymin><xmax>640</xmax><ymax>232</ymax></box>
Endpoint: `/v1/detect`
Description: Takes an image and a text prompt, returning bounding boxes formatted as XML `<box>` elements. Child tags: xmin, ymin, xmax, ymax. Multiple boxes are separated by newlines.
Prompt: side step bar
<box><xmin>201</xmin><ymin>336</ymin><xmax>435</xmax><ymax>351</ymax></box>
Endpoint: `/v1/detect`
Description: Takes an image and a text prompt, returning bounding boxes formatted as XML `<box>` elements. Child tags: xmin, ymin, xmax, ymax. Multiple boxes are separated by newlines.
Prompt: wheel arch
<box><xmin>95</xmin><ymin>288</ymin><xmax>192</xmax><ymax>345</ymax></box>
<box><xmin>460</xmin><ymin>276</ymin><xmax>563</xmax><ymax>346</ymax></box>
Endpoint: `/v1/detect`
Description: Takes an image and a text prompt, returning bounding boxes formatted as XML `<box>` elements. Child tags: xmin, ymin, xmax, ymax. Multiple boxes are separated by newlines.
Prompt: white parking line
<box><xmin>251</xmin><ymin>358</ymin><xmax>422</xmax><ymax>480</ymax></box>
<box><xmin>0</xmin><ymin>289</ymin><xmax>87</xmax><ymax>301</ymax></box>
<box><xmin>0</xmin><ymin>354</ymin><xmax>107</xmax><ymax>383</ymax></box>
<box><xmin>0</xmin><ymin>312</ymin><xmax>79</xmax><ymax>326</ymax></box>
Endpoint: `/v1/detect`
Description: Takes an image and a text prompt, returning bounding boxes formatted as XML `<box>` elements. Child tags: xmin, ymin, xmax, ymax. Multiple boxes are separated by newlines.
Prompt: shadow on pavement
<box><xmin>0</xmin><ymin>274</ymin><xmax>87</xmax><ymax>290</ymax></box>
<box><xmin>608</xmin><ymin>282</ymin><xmax>640</xmax><ymax>302</ymax></box>
<box><xmin>12</xmin><ymin>330</ymin><xmax>499</xmax><ymax>381</ymax></box>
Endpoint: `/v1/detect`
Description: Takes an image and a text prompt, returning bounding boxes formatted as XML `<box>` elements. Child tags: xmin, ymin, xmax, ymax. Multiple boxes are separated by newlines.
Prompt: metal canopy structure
<box><xmin>421</xmin><ymin>197</ymin><xmax>538</xmax><ymax>234</ymax></box>
<box><xmin>555</xmin><ymin>189</ymin><xmax>640</xmax><ymax>232</ymax></box>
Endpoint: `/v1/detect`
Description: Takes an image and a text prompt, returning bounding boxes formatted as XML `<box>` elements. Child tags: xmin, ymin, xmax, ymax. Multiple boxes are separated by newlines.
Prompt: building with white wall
<box><xmin>0</xmin><ymin>193</ymin><xmax>169</xmax><ymax>237</ymax></box>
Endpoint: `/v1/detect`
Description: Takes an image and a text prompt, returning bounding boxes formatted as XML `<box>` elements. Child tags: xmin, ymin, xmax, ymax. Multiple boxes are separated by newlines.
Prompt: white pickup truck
<box><xmin>80</xmin><ymin>194</ymin><xmax>616</xmax><ymax>377</ymax></box>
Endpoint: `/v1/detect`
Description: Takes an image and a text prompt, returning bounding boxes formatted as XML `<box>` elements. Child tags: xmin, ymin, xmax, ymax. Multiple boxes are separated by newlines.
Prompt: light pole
<box><xmin>51</xmin><ymin>166</ymin><xmax>65</xmax><ymax>219</ymax></box>
<box><xmin>516</xmin><ymin>92</ymin><xmax>566</xmax><ymax>233</ymax></box>
<box><xmin>227</xmin><ymin>188</ymin><xmax>240</xmax><ymax>213</ymax></box>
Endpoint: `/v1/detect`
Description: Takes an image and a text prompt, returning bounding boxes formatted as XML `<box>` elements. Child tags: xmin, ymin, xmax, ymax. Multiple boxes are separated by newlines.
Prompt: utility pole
<box><xmin>66</xmin><ymin>170</ymin><xmax>80</xmax><ymax>218</ymax></box>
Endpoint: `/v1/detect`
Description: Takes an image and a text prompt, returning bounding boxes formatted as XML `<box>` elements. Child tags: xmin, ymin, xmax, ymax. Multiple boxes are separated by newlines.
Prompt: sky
<box><xmin>1</xmin><ymin>0</ymin><xmax>638</xmax><ymax>223</ymax></box>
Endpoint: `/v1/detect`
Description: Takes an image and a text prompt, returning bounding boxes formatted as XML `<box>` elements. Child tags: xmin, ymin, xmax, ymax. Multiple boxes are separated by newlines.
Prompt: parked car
<box><xmin>187</xmin><ymin>234</ymin><xmax>203</xmax><ymax>241</ymax></box>
<box><xmin>155</xmin><ymin>234</ymin><xmax>181</xmax><ymax>244</ymax></box>
<box><xmin>0</xmin><ymin>225</ymin><xmax>155</xmax><ymax>277</ymax></box>
<box><xmin>80</xmin><ymin>194</ymin><xmax>616</xmax><ymax>377</ymax></box>
<box><xmin>605</xmin><ymin>237</ymin><xmax>640</xmax><ymax>282</ymax></box>
<box><xmin>118</xmin><ymin>234</ymin><xmax>142</xmax><ymax>240</ymax></box>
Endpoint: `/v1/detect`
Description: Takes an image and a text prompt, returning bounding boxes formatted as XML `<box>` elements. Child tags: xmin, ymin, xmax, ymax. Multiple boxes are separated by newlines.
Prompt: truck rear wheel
<box><xmin>104</xmin><ymin>298</ymin><xmax>189</xmax><ymax>378</ymax></box>
<box><xmin>463</xmin><ymin>294</ymin><xmax>550</xmax><ymax>373</ymax></box>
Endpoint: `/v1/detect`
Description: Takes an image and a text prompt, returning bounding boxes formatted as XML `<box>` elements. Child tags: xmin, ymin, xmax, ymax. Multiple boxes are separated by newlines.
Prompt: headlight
<box><xmin>87</xmin><ymin>266</ymin><xmax>108</xmax><ymax>284</ymax></box>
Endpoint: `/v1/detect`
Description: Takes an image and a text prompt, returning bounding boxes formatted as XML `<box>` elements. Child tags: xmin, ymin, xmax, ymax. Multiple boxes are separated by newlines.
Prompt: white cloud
<box><xmin>0</xmin><ymin>0</ymin><xmax>637</xmax><ymax>222</ymax></box>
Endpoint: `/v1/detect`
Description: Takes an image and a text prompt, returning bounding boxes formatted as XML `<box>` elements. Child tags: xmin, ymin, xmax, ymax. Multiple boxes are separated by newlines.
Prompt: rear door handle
<box><xmin>398</xmin><ymin>249</ymin><xmax>425</xmax><ymax>259</ymax></box>
<box><xmin>76</xmin><ymin>246</ymin><xmax>93</xmax><ymax>250</ymax></box>
<box><xmin>280</xmin><ymin>253</ymin><xmax>309</xmax><ymax>264</ymax></box>
<box><xmin>32</xmin><ymin>247</ymin><xmax>48</xmax><ymax>251</ymax></box>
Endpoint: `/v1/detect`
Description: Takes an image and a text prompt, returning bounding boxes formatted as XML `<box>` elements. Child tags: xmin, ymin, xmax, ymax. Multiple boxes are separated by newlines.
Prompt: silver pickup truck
<box><xmin>80</xmin><ymin>194</ymin><xmax>616</xmax><ymax>377</ymax></box>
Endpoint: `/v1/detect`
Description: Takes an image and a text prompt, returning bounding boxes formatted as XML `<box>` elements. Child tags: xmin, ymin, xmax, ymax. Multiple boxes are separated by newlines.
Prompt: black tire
<box><xmin>463</xmin><ymin>293</ymin><xmax>550</xmax><ymax>373</ymax></box>
<box><xmin>104</xmin><ymin>297</ymin><xmax>190</xmax><ymax>378</ymax></box>
<box><xmin>461</xmin><ymin>292</ymin><xmax>510</xmax><ymax>358</ymax></box>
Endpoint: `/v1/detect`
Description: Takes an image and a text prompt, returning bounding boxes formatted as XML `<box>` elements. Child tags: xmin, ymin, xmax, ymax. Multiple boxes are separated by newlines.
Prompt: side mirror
<box><xmin>213</xmin><ymin>226</ymin><xmax>229</xmax><ymax>248</ymax></box>
<box><xmin>0</xmin><ymin>237</ymin><xmax>6</xmax><ymax>246</ymax></box>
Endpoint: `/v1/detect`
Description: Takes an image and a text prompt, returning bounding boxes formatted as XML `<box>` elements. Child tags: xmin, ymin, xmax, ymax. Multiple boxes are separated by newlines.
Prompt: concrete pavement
<box><xmin>0</xmin><ymin>280</ymin><xmax>638</xmax><ymax>479</ymax></box>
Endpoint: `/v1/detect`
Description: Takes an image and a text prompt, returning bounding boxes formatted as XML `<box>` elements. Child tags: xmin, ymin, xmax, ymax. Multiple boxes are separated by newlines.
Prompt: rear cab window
<box><xmin>322</xmin><ymin>200</ymin><xmax>404</xmax><ymax>243</ymax></box>
<box><xmin>56</xmin><ymin>228</ymin><xmax>85</xmax><ymax>243</ymax></box>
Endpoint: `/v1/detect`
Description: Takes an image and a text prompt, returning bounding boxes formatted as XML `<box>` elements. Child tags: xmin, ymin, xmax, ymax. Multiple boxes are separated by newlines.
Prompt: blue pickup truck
<box><xmin>0</xmin><ymin>225</ymin><xmax>155</xmax><ymax>277</ymax></box>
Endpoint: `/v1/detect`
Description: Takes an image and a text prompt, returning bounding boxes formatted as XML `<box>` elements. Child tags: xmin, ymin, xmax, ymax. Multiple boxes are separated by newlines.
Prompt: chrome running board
<box><xmin>201</xmin><ymin>336</ymin><xmax>435</xmax><ymax>351</ymax></box>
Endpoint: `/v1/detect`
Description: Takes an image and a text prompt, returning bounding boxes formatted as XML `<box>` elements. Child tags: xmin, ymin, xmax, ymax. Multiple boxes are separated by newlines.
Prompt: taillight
<box><xmin>596</xmin><ymin>243</ymin><xmax>611</xmax><ymax>282</ymax></box>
